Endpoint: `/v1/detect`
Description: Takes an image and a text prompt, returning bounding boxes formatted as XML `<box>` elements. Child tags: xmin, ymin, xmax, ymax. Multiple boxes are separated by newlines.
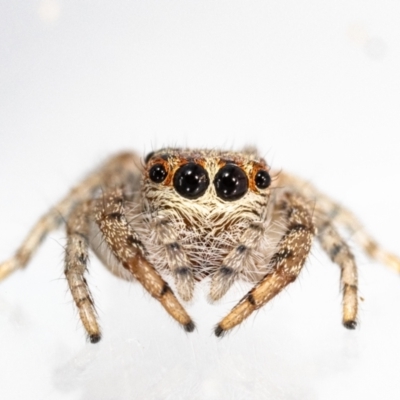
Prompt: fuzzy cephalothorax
<box><xmin>1</xmin><ymin>147</ymin><xmax>399</xmax><ymax>342</ymax></box>
<box><xmin>138</xmin><ymin>148</ymin><xmax>279</xmax><ymax>302</ymax></box>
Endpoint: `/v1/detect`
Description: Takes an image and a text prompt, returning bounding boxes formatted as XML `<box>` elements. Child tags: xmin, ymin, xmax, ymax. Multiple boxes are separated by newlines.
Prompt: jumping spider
<box><xmin>1</xmin><ymin>148</ymin><xmax>399</xmax><ymax>343</ymax></box>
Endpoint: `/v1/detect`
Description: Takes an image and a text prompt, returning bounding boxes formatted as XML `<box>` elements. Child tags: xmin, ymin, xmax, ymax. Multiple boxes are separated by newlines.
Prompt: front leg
<box><xmin>215</xmin><ymin>193</ymin><xmax>315</xmax><ymax>336</ymax></box>
<box><xmin>94</xmin><ymin>189</ymin><xmax>195</xmax><ymax>332</ymax></box>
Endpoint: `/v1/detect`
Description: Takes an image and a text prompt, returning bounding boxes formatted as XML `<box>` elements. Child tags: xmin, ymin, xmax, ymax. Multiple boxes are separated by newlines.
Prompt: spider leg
<box><xmin>65</xmin><ymin>200</ymin><xmax>101</xmax><ymax>343</ymax></box>
<box><xmin>316</xmin><ymin>216</ymin><xmax>358</xmax><ymax>328</ymax></box>
<box><xmin>215</xmin><ymin>193</ymin><xmax>315</xmax><ymax>336</ymax></box>
<box><xmin>94</xmin><ymin>189</ymin><xmax>195</xmax><ymax>332</ymax></box>
<box><xmin>277</xmin><ymin>171</ymin><xmax>400</xmax><ymax>273</ymax></box>
<box><xmin>209</xmin><ymin>242</ymin><xmax>255</xmax><ymax>302</ymax></box>
<box><xmin>151</xmin><ymin>218</ymin><xmax>195</xmax><ymax>302</ymax></box>
<box><xmin>325</xmin><ymin>204</ymin><xmax>400</xmax><ymax>273</ymax></box>
<box><xmin>209</xmin><ymin>219</ymin><xmax>268</xmax><ymax>301</ymax></box>
<box><xmin>0</xmin><ymin>152</ymin><xmax>141</xmax><ymax>281</ymax></box>
<box><xmin>0</xmin><ymin>207</ymin><xmax>66</xmax><ymax>280</ymax></box>
<box><xmin>209</xmin><ymin>189</ymin><xmax>279</xmax><ymax>301</ymax></box>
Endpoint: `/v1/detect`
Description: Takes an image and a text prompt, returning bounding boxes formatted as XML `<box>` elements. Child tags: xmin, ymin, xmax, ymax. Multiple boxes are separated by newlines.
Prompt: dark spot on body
<box><xmin>175</xmin><ymin>266</ymin><xmax>191</xmax><ymax>277</ymax></box>
<box><xmin>108</xmin><ymin>212</ymin><xmax>123</xmax><ymax>221</ymax></box>
<box><xmin>344</xmin><ymin>284</ymin><xmax>357</xmax><ymax>291</ymax></box>
<box><xmin>38</xmin><ymin>232</ymin><xmax>47</xmax><ymax>245</ymax></box>
<box><xmin>236</xmin><ymin>245</ymin><xmax>247</xmax><ymax>254</ymax></box>
<box><xmin>249</xmin><ymin>223</ymin><xmax>263</xmax><ymax>231</ymax></box>
<box><xmin>214</xmin><ymin>324</ymin><xmax>225</xmax><ymax>337</ymax></box>
<box><xmin>89</xmin><ymin>333</ymin><xmax>101</xmax><ymax>344</ymax></box>
<box><xmin>247</xmin><ymin>293</ymin><xmax>256</xmax><ymax>306</ymax></box>
<box><xmin>76</xmin><ymin>296</ymin><xmax>92</xmax><ymax>307</ymax></box>
<box><xmin>285</xmin><ymin>249</ymin><xmax>294</xmax><ymax>258</ymax></box>
<box><xmin>219</xmin><ymin>266</ymin><xmax>235</xmax><ymax>277</ymax></box>
<box><xmin>290</xmin><ymin>223</ymin><xmax>307</xmax><ymax>232</ymax></box>
<box><xmin>250</xmin><ymin>210</ymin><xmax>261</xmax><ymax>218</ymax></box>
<box><xmin>184</xmin><ymin>320</ymin><xmax>195</xmax><ymax>332</ymax></box>
<box><xmin>127</xmin><ymin>235</ymin><xmax>144</xmax><ymax>248</ymax></box>
<box><xmin>160</xmin><ymin>283</ymin><xmax>172</xmax><ymax>296</ymax></box>
<box><xmin>343</xmin><ymin>320</ymin><xmax>357</xmax><ymax>329</ymax></box>
<box><xmin>168</xmin><ymin>242</ymin><xmax>180</xmax><ymax>251</ymax></box>
<box><xmin>114</xmin><ymin>197</ymin><xmax>124</xmax><ymax>205</ymax></box>
<box><xmin>73</xmin><ymin>231</ymin><xmax>89</xmax><ymax>244</ymax></box>
<box><xmin>330</xmin><ymin>244</ymin><xmax>343</xmax><ymax>260</ymax></box>
<box><xmin>272</xmin><ymin>249</ymin><xmax>294</xmax><ymax>263</ymax></box>
<box><xmin>78</xmin><ymin>253</ymin><xmax>87</xmax><ymax>264</ymax></box>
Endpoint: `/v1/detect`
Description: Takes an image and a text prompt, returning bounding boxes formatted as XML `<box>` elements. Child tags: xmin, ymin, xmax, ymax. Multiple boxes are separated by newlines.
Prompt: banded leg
<box><xmin>0</xmin><ymin>208</ymin><xmax>64</xmax><ymax>280</ymax></box>
<box><xmin>65</xmin><ymin>201</ymin><xmax>101</xmax><ymax>343</ymax></box>
<box><xmin>316</xmin><ymin>216</ymin><xmax>358</xmax><ymax>328</ymax></box>
<box><xmin>215</xmin><ymin>193</ymin><xmax>315</xmax><ymax>337</ymax></box>
<box><xmin>94</xmin><ymin>189</ymin><xmax>195</xmax><ymax>332</ymax></box>
<box><xmin>152</xmin><ymin>218</ymin><xmax>195</xmax><ymax>301</ymax></box>
<box><xmin>277</xmin><ymin>171</ymin><xmax>400</xmax><ymax>273</ymax></box>
<box><xmin>0</xmin><ymin>152</ymin><xmax>141</xmax><ymax>281</ymax></box>
<box><xmin>327</xmin><ymin>206</ymin><xmax>400</xmax><ymax>273</ymax></box>
<box><xmin>209</xmin><ymin>220</ymin><xmax>268</xmax><ymax>301</ymax></box>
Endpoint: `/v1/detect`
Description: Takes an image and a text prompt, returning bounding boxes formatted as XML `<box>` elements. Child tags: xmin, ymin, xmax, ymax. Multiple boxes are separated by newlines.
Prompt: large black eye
<box><xmin>214</xmin><ymin>164</ymin><xmax>248</xmax><ymax>201</ymax></box>
<box><xmin>173</xmin><ymin>163</ymin><xmax>209</xmax><ymax>199</ymax></box>
<box><xmin>149</xmin><ymin>163</ymin><xmax>167</xmax><ymax>183</ymax></box>
<box><xmin>255</xmin><ymin>170</ymin><xmax>271</xmax><ymax>189</ymax></box>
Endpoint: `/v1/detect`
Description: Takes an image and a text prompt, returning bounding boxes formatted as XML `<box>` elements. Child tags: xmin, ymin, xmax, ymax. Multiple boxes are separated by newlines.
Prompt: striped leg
<box><xmin>327</xmin><ymin>206</ymin><xmax>400</xmax><ymax>273</ymax></box>
<box><xmin>215</xmin><ymin>193</ymin><xmax>315</xmax><ymax>336</ymax></box>
<box><xmin>152</xmin><ymin>218</ymin><xmax>195</xmax><ymax>302</ymax></box>
<box><xmin>94</xmin><ymin>189</ymin><xmax>195</xmax><ymax>332</ymax></box>
<box><xmin>65</xmin><ymin>201</ymin><xmax>101</xmax><ymax>343</ymax></box>
<box><xmin>209</xmin><ymin>219</ymin><xmax>268</xmax><ymax>301</ymax></box>
<box><xmin>0</xmin><ymin>152</ymin><xmax>141</xmax><ymax>281</ymax></box>
<box><xmin>276</xmin><ymin>171</ymin><xmax>400</xmax><ymax>273</ymax></box>
<box><xmin>0</xmin><ymin>209</ymin><xmax>64</xmax><ymax>280</ymax></box>
<box><xmin>316</xmin><ymin>217</ymin><xmax>358</xmax><ymax>328</ymax></box>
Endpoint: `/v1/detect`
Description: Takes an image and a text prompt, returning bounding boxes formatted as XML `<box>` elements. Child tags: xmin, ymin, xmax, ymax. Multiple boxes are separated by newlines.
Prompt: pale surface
<box><xmin>1</xmin><ymin>1</ymin><xmax>400</xmax><ymax>399</ymax></box>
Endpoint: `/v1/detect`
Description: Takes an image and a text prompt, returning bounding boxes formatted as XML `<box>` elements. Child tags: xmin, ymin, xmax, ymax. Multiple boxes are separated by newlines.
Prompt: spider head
<box><xmin>141</xmin><ymin>148</ymin><xmax>274</xmax><ymax>278</ymax></box>
<box><xmin>143</xmin><ymin>148</ymin><xmax>271</xmax><ymax>207</ymax></box>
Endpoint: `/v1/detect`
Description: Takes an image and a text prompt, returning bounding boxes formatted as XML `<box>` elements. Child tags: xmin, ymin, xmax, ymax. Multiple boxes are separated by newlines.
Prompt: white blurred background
<box><xmin>1</xmin><ymin>1</ymin><xmax>400</xmax><ymax>399</ymax></box>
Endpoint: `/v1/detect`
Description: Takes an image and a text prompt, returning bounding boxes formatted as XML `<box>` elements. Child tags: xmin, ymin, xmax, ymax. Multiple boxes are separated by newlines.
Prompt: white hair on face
<box><xmin>127</xmin><ymin>148</ymin><xmax>282</xmax><ymax>299</ymax></box>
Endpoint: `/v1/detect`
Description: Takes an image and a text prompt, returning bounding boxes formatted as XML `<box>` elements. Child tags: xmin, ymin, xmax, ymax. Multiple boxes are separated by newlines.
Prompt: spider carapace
<box><xmin>1</xmin><ymin>148</ymin><xmax>399</xmax><ymax>343</ymax></box>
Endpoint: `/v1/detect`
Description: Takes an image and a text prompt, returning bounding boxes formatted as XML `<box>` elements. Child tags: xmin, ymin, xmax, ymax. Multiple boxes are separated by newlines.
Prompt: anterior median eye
<box><xmin>214</xmin><ymin>164</ymin><xmax>248</xmax><ymax>201</ymax></box>
<box><xmin>149</xmin><ymin>163</ymin><xmax>167</xmax><ymax>183</ymax></box>
<box><xmin>173</xmin><ymin>163</ymin><xmax>210</xmax><ymax>199</ymax></box>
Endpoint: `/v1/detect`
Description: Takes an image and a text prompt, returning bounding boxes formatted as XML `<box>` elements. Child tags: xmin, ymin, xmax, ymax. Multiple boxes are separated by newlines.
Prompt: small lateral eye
<box><xmin>173</xmin><ymin>163</ymin><xmax>210</xmax><ymax>199</ymax></box>
<box><xmin>144</xmin><ymin>151</ymin><xmax>155</xmax><ymax>164</ymax></box>
<box><xmin>255</xmin><ymin>170</ymin><xmax>271</xmax><ymax>189</ymax></box>
<box><xmin>214</xmin><ymin>164</ymin><xmax>248</xmax><ymax>201</ymax></box>
<box><xmin>149</xmin><ymin>163</ymin><xmax>167</xmax><ymax>183</ymax></box>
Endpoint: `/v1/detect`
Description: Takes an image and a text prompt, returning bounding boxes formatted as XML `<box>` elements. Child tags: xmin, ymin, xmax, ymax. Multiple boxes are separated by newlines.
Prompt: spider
<box><xmin>1</xmin><ymin>148</ymin><xmax>399</xmax><ymax>343</ymax></box>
